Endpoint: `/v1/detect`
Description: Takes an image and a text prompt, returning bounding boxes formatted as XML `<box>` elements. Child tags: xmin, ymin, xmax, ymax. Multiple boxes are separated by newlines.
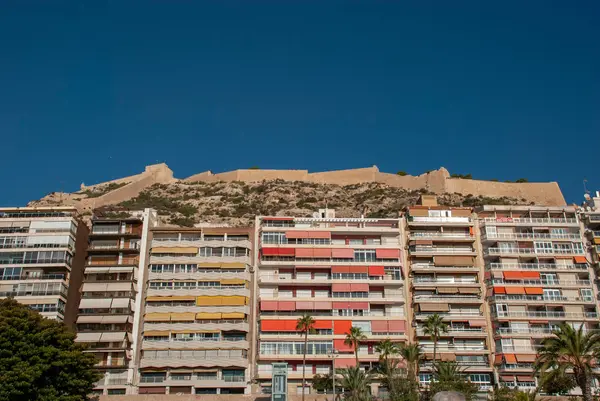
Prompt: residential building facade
<box><xmin>75</xmin><ymin>209</ymin><xmax>157</xmax><ymax>396</ymax></box>
<box><xmin>255</xmin><ymin>209</ymin><xmax>407</xmax><ymax>396</ymax></box>
<box><xmin>478</xmin><ymin>205</ymin><xmax>597</xmax><ymax>390</ymax></box>
<box><xmin>404</xmin><ymin>196</ymin><xmax>493</xmax><ymax>392</ymax></box>
<box><xmin>0</xmin><ymin>207</ymin><xmax>88</xmax><ymax>325</ymax></box>
<box><xmin>138</xmin><ymin>227</ymin><xmax>253</xmax><ymax>395</ymax></box>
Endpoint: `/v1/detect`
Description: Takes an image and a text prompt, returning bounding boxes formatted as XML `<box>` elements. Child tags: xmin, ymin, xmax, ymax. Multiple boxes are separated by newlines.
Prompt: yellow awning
<box><xmin>196</xmin><ymin>312</ymin><xmax>222</xmax><ymax>319</ymax></box>
<box><xmin>198</xmin><ymin>262</ymin><xmax>221</xmax><ymax>268</ymax></box>
<box><xmin>220</xmin><ymin>262</ymin><xmax>246</xmax><ymax>269</ymax></box>
<box><xmin>145</xmin><ymin>313</ymin><xmax>171</xmax><ymax>322</ymax></box>
<box><xmin>221</xmin><ymin>312</ymin><xmax>245</xmax><ymax>319</ymax></box>
<box><xmin>223</xmin><ymin>296</ymin><xmax>248</xmax><ymax>306</ymax></box>
<box><xmin>196</xmin><ymin>296</ymin><xmax>224</xmax><ymax>306</ymax></box>
<box><xmin>169</xmin><ymin>312</ymin><xmax>196</xmax><ymax>321</ymax></box>
<box><xmin>220</xmin><ymin>279</ymin><xmax>247</xmax><ymax>285</ymax></box>
<box><xmin>144</xmin><ymin>331</ymin><xmax>171</xmax><ymax>336</ymax></box>
<box><xmin>151</xmin><ymin>247</ymin><xmax>198</xmax><ymax>254</ymax></box>
<box><xmin>146</xmin><ymin>295</ymin><xmax>196</xmax><ymax>302</ymax></box>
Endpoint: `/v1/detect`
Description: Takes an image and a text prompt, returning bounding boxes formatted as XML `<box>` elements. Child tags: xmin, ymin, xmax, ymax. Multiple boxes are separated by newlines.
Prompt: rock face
<box><xmin>432</xmin><ymin>391</ymin><xmax>466</xmax><ymax>401</ymax></box>
<box><xmin>28</xmin><ymin>163</ymin><xmax>564</xmax><ymax>227</ymax></box>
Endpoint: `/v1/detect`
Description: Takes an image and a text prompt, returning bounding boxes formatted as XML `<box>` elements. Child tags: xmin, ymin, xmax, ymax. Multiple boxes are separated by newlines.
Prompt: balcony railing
<box><xmin>496</xmin><ymin>328</ymin><xmax>556</xmax><ymax>335</ymax></box>
<box><xmin>420</xmin><ymin>345</ymin><xmax>487</xmax><ymax>352</ymax></box>
<box><xmin>409</xmin><ymin>217</ymin><xmax>471</xmax><ymax>223</ymax></box>
<box><xmin>487</xmin><ymin>263</ymin><xmax>587</xmax><ymax>271</ymax></box>
<box><xmin>490</xmin><ymin>295</ymin><xmax>593</xmax><ymax>303</ymax></box>
<box><xmin>411</xmin><ymin>264</ymin><xmax>477</xmax><ymax>270</ymax></box>
<box><xmin>482</xmin><ymin>233</ymin><xmax>581</xmax><ymax>241</ymax></box>
<box><xmin>417</xmin><ymin>311</ymin><xmax>483</xmax><ymax>317</ymax></box>
<box><xmin>499</xmin><ymin>363</ymin><xmax>534</xmax><ymax>370</ymax></box>
<box><xmin>485</xmin><ymin>248</ymin><xmax>584</xmax><ymax>256</ymax></box>
<box><xmin>258</xmin><ymin>275</ymin><xmax>402</xmax><ymax>282</ymax></box>
<box><xmin>494</xmin><ymin>311</ymin><xmax>598</xmax><ymax>319</ymax></box>
<box><xmin>414</xmin><ymin>278</ymin><xmax>478</xmax><ymax>284</ymax></box>
<box><xmin>0</xmin><ymin>273</ymin><xmax>66</xmax><ymax>281</ymax></box>
<box><xmin>481</xmin><ymin>217</ymin><xmax>578</xmax><ymax>225</ymax></box>
<box><xmin>88</xmin><ymin>243</ymin><xmax>140</xmax><ymax>250</ymax></box>
<box><xmin>139</xmin><ymin>376</ymin><xmax>165</xmax><ymax>383</ymax></box>
<box><xmin>499</xmin><ymin>346</ymin><xmax>541</xmax><ymax>352</ymax></box>
<box><xmin>490</xmin><ymin>279</ymin><xmax>591</xmax><ymax>286</ymax></box>
<box><xmin>410</xmin><ymin>247</ymin><xmax>475</xmax><ymax>254</ymax></box>
<box><xmin>415</xmin><ymin>295</ymin><xmax>481</xmax><ymax>302</ymax></box>
<box><xmin>0</xmin><ymin>287</ymin><xmax>68</xmax><ymax>298</ymax></box>
<box><xmin>416</xmin><ymin>328</ymin><xmax>485</xmax><ymax>335</ymax></box>
<box><xmin>223</xmin><ymin>376</ymin><xmax>246</xmax><ymax>382</ymax></box>
<box><xmin>410</xmin><ymin>233</ymin><xmax>473</xmax><ymax>240</ymax></box>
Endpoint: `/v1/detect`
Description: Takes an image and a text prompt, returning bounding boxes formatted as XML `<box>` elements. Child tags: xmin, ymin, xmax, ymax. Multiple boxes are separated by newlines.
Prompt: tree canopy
<box><xmin>0</xmin><ymin>298</ymin><xmax>101</xmax><ymax>401</ymax></box>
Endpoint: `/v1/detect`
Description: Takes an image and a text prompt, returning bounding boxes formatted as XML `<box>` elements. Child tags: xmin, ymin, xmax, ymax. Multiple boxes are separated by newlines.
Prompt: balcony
<box><xmin>490</xmin><ymin>279</ymin><xmax>591</xmax><ymax>286</ymax></box>
<box><xmin>0</xmin><ymin>273</ymin><xmax>67</xmax><ymax>282</ymax></box>
<box><xmin>481</xmin><ymin>217</ymin><xmax>578</xmax><ymax>226</ymax></box>
<box><xmin>420</xmin><ymin>345</ymin><xmax>488</xmax><ymax>352</ymax></box>
<box><xmin>258</xmin><ymin>274</ymin><xmax>402</xmax><ymax>284</ymax></box>
<box><xmin>0</xmin><ymin>286</ymin><xmax>68</xmax><ymax>298</ymax></box>
<box><xmin>416</xmin><ymin>328</ymin><xmax>486</xmax><ymax>336</ymax></box>
<box><xmin>498</xmin><ymin>363</ymin><xmax>534</xmax><ymax>371</ymax></box>
<box><xmin>413</xmin><ymin>278</ymin><xmax>478</xmax><ymax>285</ymax></box>
<box><xmin>484</xmin><ymin>247</ymin><xmax>585</xmax><ymax>257</ymax></box>
<box><xmin>414</xmin><ymin>295</ymin><xmax>481</xmax><ymax>303</ymax></box>
<box><xmin>482</xmin><ymin>233</ymin><xmax>581</xmax><ymax>241</ymax></box>
<box><xmin>490</xmin><ymin>295</ymin><xmax>594</xmax><ymax>304</ymax></box>
<box><xmin>498</xmin><ymin>346</ymin><xmax>540</xmax><ymax>353</ymax></box>
<box><xmin>411</xmin><ymin>263</ymin><xmax>477</xmax><ymax>272</ymax></box>
<box><xmin>88</xmin><ymin>244</ymin><xmax>140</xmax><ymax>252</ymax></box>
<box><xmin>494</xmin><ymin>311</ymin><xmax>598</xmax><ymax>319</ymax></box>
<box><xmin>415</xmin><ymin>311</ymin><xmax>483</xmax><ymax>319</ymax></box>
<box><xmin>408</xmin><ymin>217</ymin><xmax>472</xmax><ymax>225</ymax></box>
<box><xmin>487</xmin><ymin>262</ymin><xmax>587</xmax><ymax>271</ymax></box>
<box><xmin>151</xmin><ymin>238</ymin><xmax>252</xmax><ymax>249</ymax></box>
<box><xmin>496</xmin><ymin>328</ymin><xmax>557</xmax><ymax>335</ymax></box>
<box><xmin>409</xmin><ymin>232</ymin><xmax>473</xmax><ymax>240</ymax></box>
<box><xmin>409</xmin><ymin>246</ymin><xmax>476</xmax><ymax>255</ymax></box>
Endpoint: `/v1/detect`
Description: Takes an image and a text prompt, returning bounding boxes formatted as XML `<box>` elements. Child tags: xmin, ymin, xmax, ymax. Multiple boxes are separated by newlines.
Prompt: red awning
<box><xmin>332</xmin><ymin>283</ymin><xmax>351</xmax><ymax>292</ymax></box>
<box><xmin>332</xmin><ymin>249</ymin><xmax>354</xmax><ymax>258</ymax></box>
<box><xmin>278</xmin><ymin>248</ymin><xmax>295</xmax><ymax>256</ymax></box>
<box><xmin>313</xmin><ymin>248</ymin><xmax>332</xmax><ymax>258</ymax></box>
<box><xmin>493</xmin><ymin>287</ymin><xmax>506</xmax><ymax>294</ymax></box>
<box><xmin>371</xmin><ymin>320</ymin><xmax>388</xmax><ymax>332</ymax></box>
<box><xmin>286</xmin><ymin>231</ymin><xmax>309</xmax><ymax>239</ymax></box>
<box><xmin>468</xmin><ymin>320</ymin><xmax>486</xmax><ymax>327</ymax></box>
<box><xmin>368</xmin><ymin>266</ymin><xmax>385</xmax><ymax>276</ymax></box>
<box><xmin>348</xmin><ymin>266</ymin><xmax>369</xmax><ymax>273</ymax></box>
<box><xmin>517</xmin><ymin>376</ymin><xmax>535</xmax><ymax>382</ymax></box>
<box><xmin>295</xmin><ymin>249</ymin><xmax>314</xmax><ymax>258</ymax></box>
<box><xmin>574</xmin><ymin>256</ymin><xmax>587</xmax><ymax>264</ymax></box>
<box><xmin>349</xmin><ymin>283</ymin><xmax>369</xmax><ymax>292</ymax></box>
<box><xmin>331</xmin><ymin>266</ymin><xmax>350</xmax><ymax>273</ymax></box>
<box><xmin>332</xmin><ymin>302</ymin><xmax>350</xmax><ymax>309</ymax></box>
<box><xmin>347</xmin><ymin>302</ymin><xmax>369</xmax><ymax>310</ymax></box>
<box><xmin>334</xmin><ymin>339</ymin><xmax>354</xmax><ymax>352</ymax></box>
<box><xmin>521</xmin><ymin>271</ymin><xmax>540</xmax><ymax>279</ymax></box>
<box><xmin>261</xmin><ymin>320</ymin><xmax>297</xmax><ymax>332</ymax></box>
<box><xmin>313</xmin><ymin>301</ymin><xmax>332</xmax><ymax>310</ymax></box>
<box><xmin>334</xmin><ymin>358</ymin><xmax>357</xmax><ymax>368</ymax></box>
<box><xmin>295</xmin><ymin>301</ymin><xmax>314</xmax><ymax>310</ymax></box>
<box><xmin>260</xmin><ymin>301</ymin><xmax>278</xmax><ymax>311</ymax></box>
<box><xmin>333</xmin><ymin>320</ymin><xmax>352</xmax><ymax>335</ymax></box>
<box><xmin>494</xmin><ymin>355</ymin><xmax>503</xmax><ymax>364</ymax></box>
<box><xmin>313</xmin><ymin>320</ymin><xmax>333</xmax><ymax>329</ymax></box>
<box><xmin>387</xmin><ymin>320</ymin><xmax>406</xmax><ymax>332</ymax></box>
<box><xmin>503</xmin><ymin>271</ymin><xmax>523</xmax><ymax>280</ymax></box>
<box><xmin>376</xmin><ymin>249</ymin><xmax>400</xmax><ymax>259</ymax></box>
<box><xmin>277</xmin><ymin>301</ymin><xmax>296</xmax><ymax>311</ymax></box>
<box><xmin>262</xmin><ymin>248</ymin><xmax>280</xmax><ymax>256</ymax></box>
<box><xmin>500</xmin><ymin>376</ymin><xmax>515</xmax><ymax>382</ymax></box>
<box><xmin>308</xmin><ymin>231</ymin><xmax>331</xmax><ymax>239</ymax></box>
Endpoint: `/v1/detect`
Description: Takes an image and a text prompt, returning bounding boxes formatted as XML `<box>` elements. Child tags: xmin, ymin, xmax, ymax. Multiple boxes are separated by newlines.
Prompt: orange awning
<box><xmin>493</xmin><ymin>286</ymin><xmax>506</xmax><ymax>294</ymax></box>
<box><xmin>574</xmin><ymin>256</ymin><xmax>587</xmax><ymax>264</ymax></box>
<box><xmin>503</xmin><ymin>271</ymin><xmax>523</xmax><ymax>280</ymax></box>
<box><xmin>524</xmin><ymin>287</ymin><xmax>543</xmax><ymax>295</ymax></box>
<box><xmin>494</xmin><ymin>355</ymin><xmax>503</xmax><ymax>364</ymax></box>
<box><xmin>521</xmin><ymin>271</ymin><xmax>540</xmax><ymax>279</ymax></box>
<box><xmin>504</xmin><ymin>354</ymin><xmax>517</xmax><ymax>364</ymax></box>
<box><xmin>505</xmin><ymin>286</ymin><xmax>525</xmax><ymax>295</ymax></box>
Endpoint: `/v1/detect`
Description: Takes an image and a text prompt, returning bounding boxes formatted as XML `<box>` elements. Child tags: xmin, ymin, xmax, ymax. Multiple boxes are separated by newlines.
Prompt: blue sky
<box><xmin>0</xmin><ymin>1</ymin><xmax>598</xmax><ymax>206</ymax></box>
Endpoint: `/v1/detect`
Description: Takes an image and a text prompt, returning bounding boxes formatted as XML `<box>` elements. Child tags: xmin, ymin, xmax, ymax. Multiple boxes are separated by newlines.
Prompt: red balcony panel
<box><xmin>368</xmin><ymin>266</ymin><xmax>385</xmax><ymax>276</ymax></box>
<box><xmin>376</xmin><ymin>249</ymin><xmax>400</xmax><ymax>259</ymax></box>
<box><xmin>334</xmin><ymin>339</ymin><xmax>354</xmax><ymax>352</ymax></box>
<box><xmin>331</xmin><ymin>249</ymin><xmax>354</xmax><ymax>259</ymax></box>
<box><xmin>333</xmin><ymin>320</ymin><xmax>352</xmax><ymax>335</ymax></box>
<box><xmin>260</xmin><ymin>301</ymin><xmax>279</xmax><ymax>311</ymax></box>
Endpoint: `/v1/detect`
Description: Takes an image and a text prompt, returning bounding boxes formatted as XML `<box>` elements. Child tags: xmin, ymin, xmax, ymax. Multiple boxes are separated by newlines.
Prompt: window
<box><xmin>581</xmin><ymin>289</ymin><xmax>593</xmax><ymax>302</ymax></box>
<box><xmin>354</xmin><ymin>250</ymin><xmax>376</xmax><ymax>262</ymax></box>
<box><xmin>365</xmin><ymin>238</ymin><xmax>381</xmax><ymax>245</ymax></box>
<box><xmin>534</xmin><ymin>242</ymin><xmax>553</xmax><ymax>254</ymax></box>
<box><xmin>174</xmin><ymin>282</ymin><xmax>196</xmax><ymax>290</ymax></box>
<box><xmin>349</xmin><ymin>239</ymin><xmax>363</xmax><ymax>246</ymax></box>
<box><xmin>543</xmin><ymin>289</ymin><xmax>561</xmax><ymax>300</ymax></box>
<box><xmin>262</xmin><ymin>233</ymin><xmax>287</xmax><ymax>244</ymax></box>
<box><xmin>171</xmin><ymin>373</ymin><xmax>192</xmax><ymax>381</ymax></box>
<box><xmin>199</xmin><ymin>247</ymin><xmax>212</xmax><ymax>257</ymax></box>
<box><xmin>573</xmin><ymin>242</ymin><xmax>584</xmax><ymax>254</ymax></box>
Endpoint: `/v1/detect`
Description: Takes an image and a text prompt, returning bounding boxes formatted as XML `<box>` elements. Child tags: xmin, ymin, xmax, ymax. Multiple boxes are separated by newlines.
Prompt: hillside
<box><xmin>39</xmin><ymin>179</ymin><xmax>530</xmax><ymax>227</ymax></box>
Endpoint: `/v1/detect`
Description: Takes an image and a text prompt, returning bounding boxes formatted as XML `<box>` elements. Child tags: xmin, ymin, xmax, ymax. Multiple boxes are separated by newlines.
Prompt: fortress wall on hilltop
<box><xmin>219</xmin><ymin>169</ymin><xmax>309</xmax><ymax>182</ymax></box>
<box><xmin>306</xmin><ymin>166</ymin><xmax>379</xmax><ymax>185</ymax></box>
<box><xmin>445</xmin><ymin>178</ymin><xmax>566</xmax><ymax>206</ymax></box>
<box><xmin>79</xmin><ymin>164</ymin><xmax>176</xmax><ymax>210</ymax></box>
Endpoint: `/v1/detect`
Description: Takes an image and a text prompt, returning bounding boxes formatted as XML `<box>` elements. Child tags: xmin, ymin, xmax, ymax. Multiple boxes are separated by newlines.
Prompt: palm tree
<box><xmin>422</xmin><ymin>313</ymin><xmax>448</xmax><ymax>362</ymax></box>
<box><xmin>535</xmin><ymin>323</ymin><xmax>600</xmax><ymax>401</ymax></box>
<box><xmin>375</xmin><ymin>339</ymin><xmax>400</xmax><ymax>370</ymax></box>
<box><xmin>296</xmin><ymin>314</ymin><xmax>316</xmax><ymax>401</ymax></box>
<box><xmin>338</xmin><ymin>366</ymin><xmax>373</xmax><ymax>401</ymax></box>
<box><xmin>376</xmin><ymin>339</ymin><xmax>400</xmax><ymax>396</ymax></box>
<box><xmin>344</xmin><ymin>326</ymin><xmax>367</xmax><ymax>366</ymax></box>
<box><xmin>399</xmin><ymin>343</ymin><xmax>421</xmax><ymax>382</ymax></box>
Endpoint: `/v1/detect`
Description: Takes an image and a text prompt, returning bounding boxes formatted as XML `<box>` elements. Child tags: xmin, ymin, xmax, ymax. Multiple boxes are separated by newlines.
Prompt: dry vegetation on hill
<box><xmin>81</xmin><ymin>179</ymin><xmax>531</xmax><ymax>227</ymax></box>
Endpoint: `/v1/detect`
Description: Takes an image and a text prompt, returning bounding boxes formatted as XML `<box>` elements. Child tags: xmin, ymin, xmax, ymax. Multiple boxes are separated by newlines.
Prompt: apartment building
<box><xmin>580</xmin><ymin>192</ymin><xmax>600</xmax><ymax>273</ymax></box>
<box><xmin>138</xmin><ymin>227</ymin><xmax>253</xmax><ymax>396</ymax></box>
<box><xmin>404</xmin><ymin>196</ymin><xmax>493</xmax><ymax>391</ymax></box>
<box><xmin>255</xmin><ymin>209</ymin><xmax>407</xmax><ymax>396</ymax></box>
<box><xmin>74</xmin><ymin>209</ymin><xmax>156</xmax><ymax>396</ymax></box>
<box><xmin>0</xmin><ymin>207</ymin><xmax>88</xmax><ymax>325</ymax></box>
<box><xmin>478</xmin><ymin>205</ymin><xmax>597</xmax><ymax>390</ymax></box>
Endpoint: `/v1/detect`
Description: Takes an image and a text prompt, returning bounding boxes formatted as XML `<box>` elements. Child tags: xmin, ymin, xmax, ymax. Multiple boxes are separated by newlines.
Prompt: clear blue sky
<box><xmin>1</xmin><ymin>1</ymin><xmax>598</xmax><ymax>206</ymax></box>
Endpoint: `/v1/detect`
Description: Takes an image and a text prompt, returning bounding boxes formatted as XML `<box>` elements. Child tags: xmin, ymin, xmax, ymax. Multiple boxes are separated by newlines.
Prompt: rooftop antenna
<box><xmin>584</xmin><ymin>179</ymin><xmax>590</xmax><ymax>196</ymax></box>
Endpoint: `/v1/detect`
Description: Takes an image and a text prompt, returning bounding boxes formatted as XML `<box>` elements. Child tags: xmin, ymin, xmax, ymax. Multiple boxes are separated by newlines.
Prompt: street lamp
<box><xmin>328</xmin><ymin>349</ymin><xmax>339</xmax><ymax>401</ymax></box>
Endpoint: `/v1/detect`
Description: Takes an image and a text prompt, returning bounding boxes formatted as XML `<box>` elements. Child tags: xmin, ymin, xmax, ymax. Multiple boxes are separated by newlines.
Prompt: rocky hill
<box><xmin>32</xmin><ymin>179</ymin><xmax>531</xmax><ymax>227</ymax></box>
